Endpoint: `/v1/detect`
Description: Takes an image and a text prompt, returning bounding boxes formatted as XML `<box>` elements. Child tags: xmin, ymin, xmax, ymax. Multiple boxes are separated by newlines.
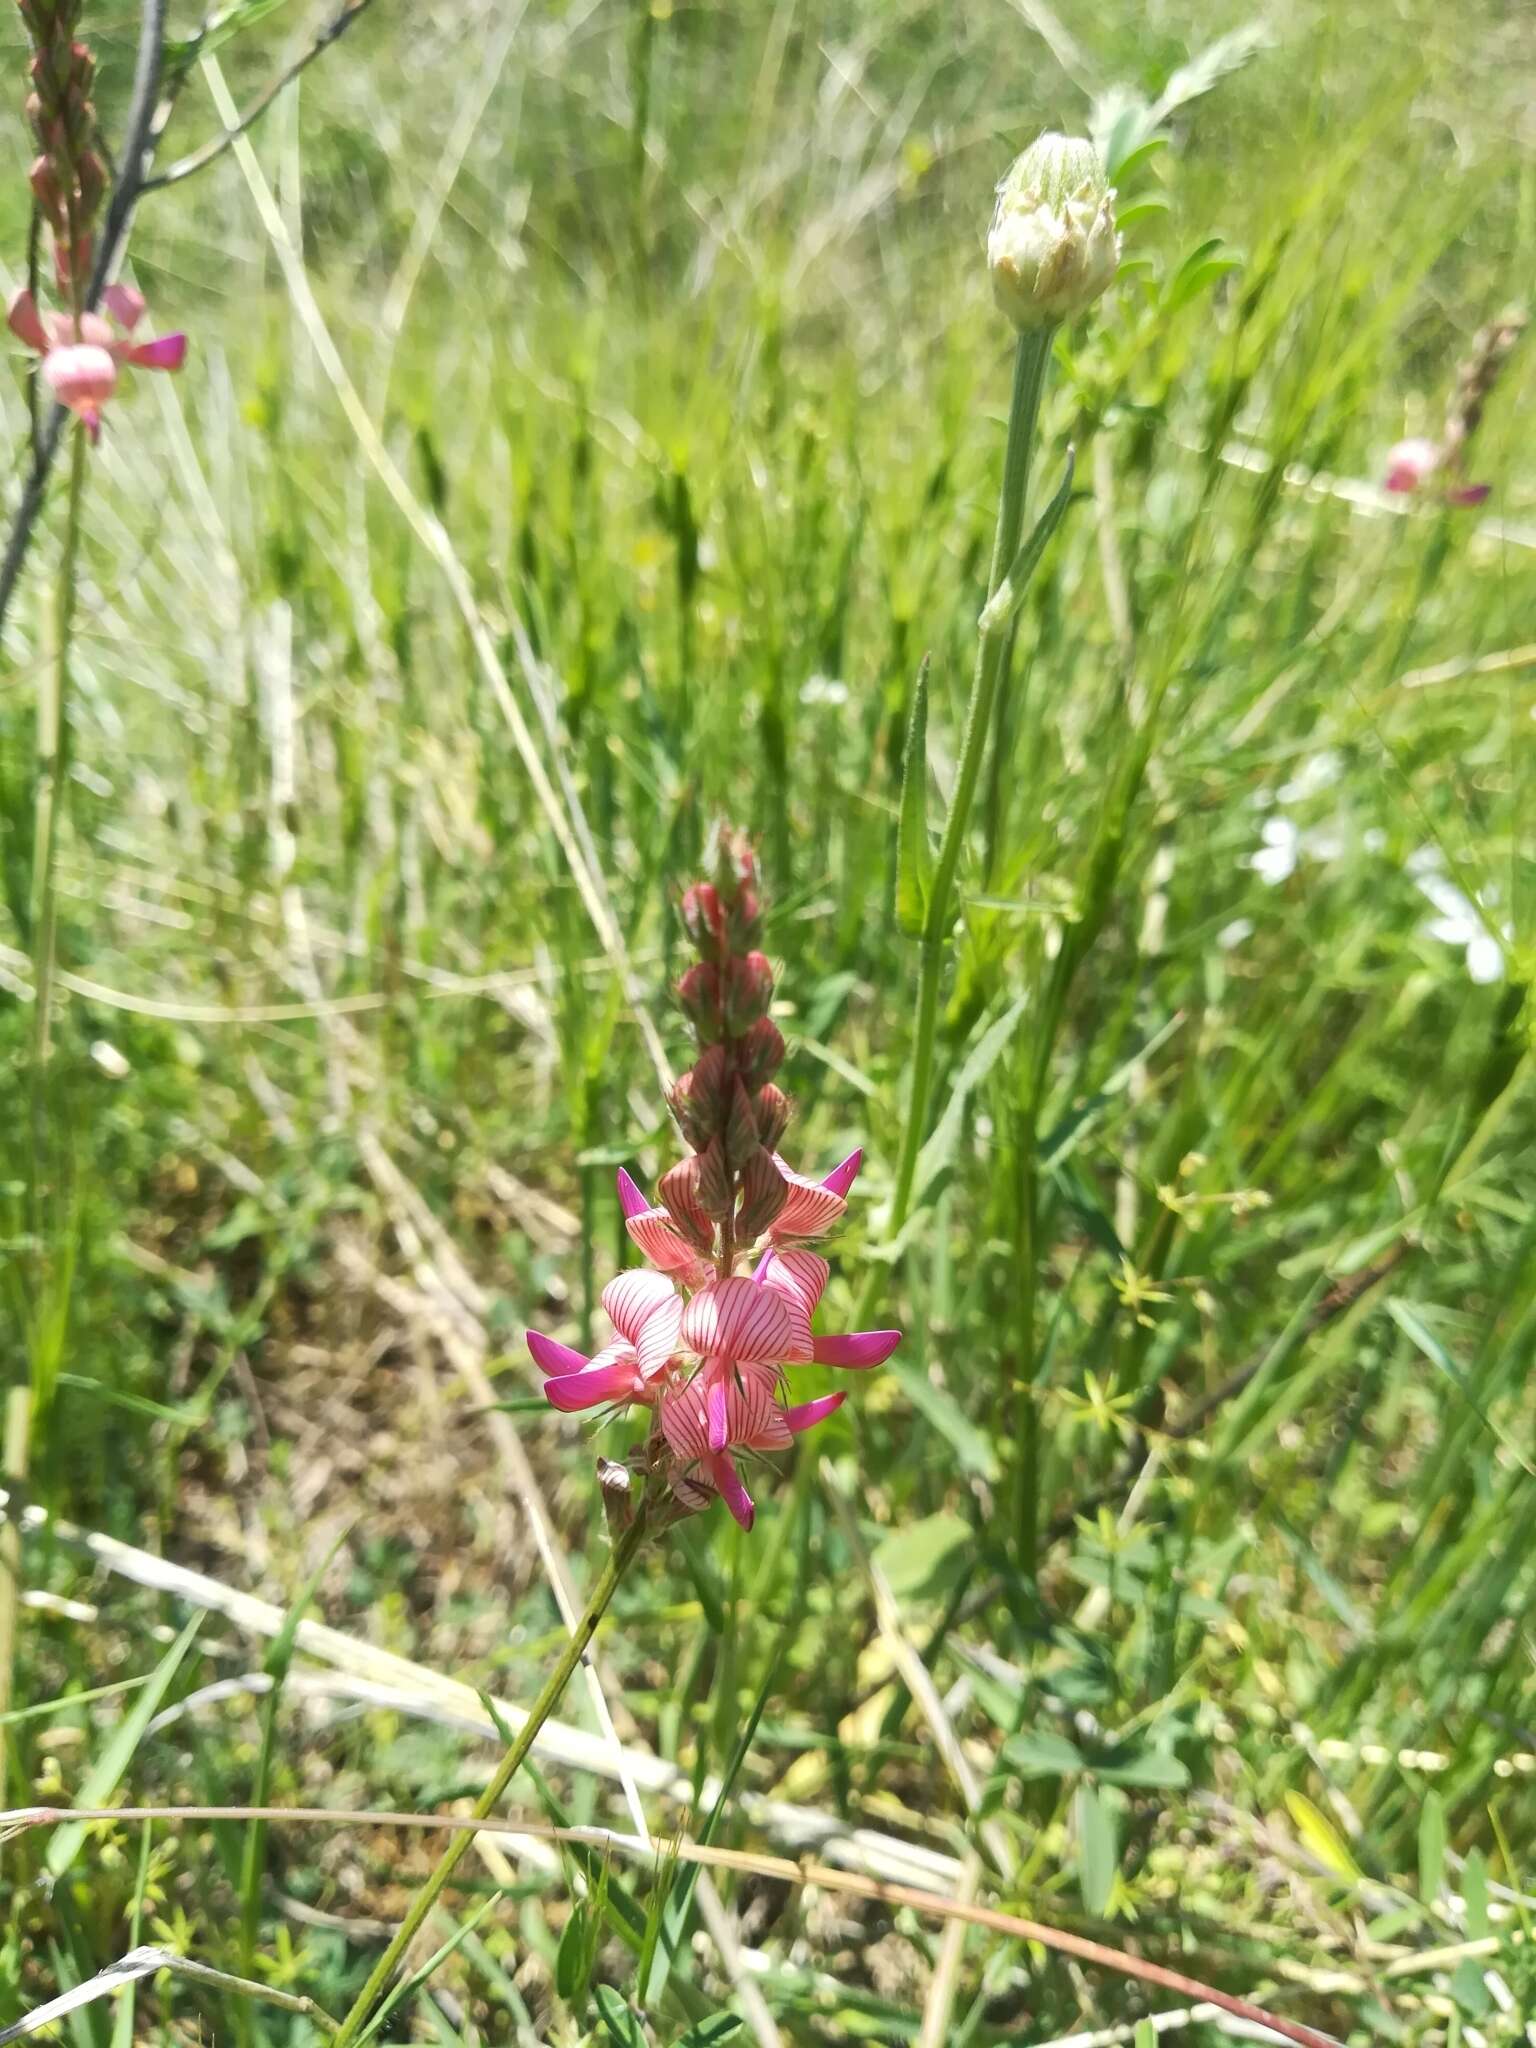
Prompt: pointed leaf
<box><xmin>1076</xmin><ymin>1782</ymin><xmax>1117</xmax><ymax>1915</ymax></box>
<box><xmin>47</xmin><ymin>1617</ymin><xmax>204</xmax><ymax>1878</ymax></box>
<box><xmin>1284</xmin><ymin>1792</ymin><xmax>1362</xmax><ymax>1885</ymax></box>
<box><xmin>977</xmin><ymin>450</ymin><xmax>1077</xmax><ymax>639</ymax></box>
<box><xmin>1418</xmin><ymin>1789</ymin><xmax>1446</xmax><ymax>1903</ymax></box>
<box><xmin>895</xmin><ymin>656</ymin><xmax>933</xmax><ymax>938</ymax></box>
<box><xmin>1001</xmin><ymin>1729</ymin><xmax>1086</xmax><ymax>1781</ymax></box>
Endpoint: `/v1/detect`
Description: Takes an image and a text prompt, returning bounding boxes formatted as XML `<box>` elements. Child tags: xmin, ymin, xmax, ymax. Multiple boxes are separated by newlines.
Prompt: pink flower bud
<box><xmin>736</xmin><ymin>1015</ymin><xmax>785</xmax><ymax>1089</ymax></box>
<box><xmin>680</xmin><ymin>882</ymin><xmax>726</xmax><ymax>955</ymax></box>
<box><xmin>753</xmin><ymin>1083</ymin><xmax>791</xmax><ymax>1152</ymax></box>
<box><xmin>723</xmin><ymin>950</ymin><xmax>774</xmax><ymax>1033</ymax></box>
<box><xmin>677</xmin><ymin>961</ymin><xmax>722</xmax><ymax>1040</ymax></box>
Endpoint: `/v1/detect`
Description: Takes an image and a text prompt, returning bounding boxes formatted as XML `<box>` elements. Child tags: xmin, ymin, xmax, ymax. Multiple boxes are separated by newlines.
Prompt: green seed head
<box><xmin>987</xmin><ymin>132</ymin><xmax>1120</xmax><ymax>330</ymax></box>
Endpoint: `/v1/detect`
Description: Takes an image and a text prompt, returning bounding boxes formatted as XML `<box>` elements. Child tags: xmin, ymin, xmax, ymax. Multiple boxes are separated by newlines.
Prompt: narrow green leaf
<box><xmin>593</xmin><ymin>1984</ymin><xmax>647</xmax><ymax>2047</ymax></box>
<box><xmin>895</xmin><ymin>656</ymin><xmax>932</xmax><ymax>938</ymax></box>
<box><xmin>1463</xmin><ymin>1846</ymin><xmax>1489</xmax><ymax>1939</ymax></box>
<box><xmin>47</xmin><ymin>1616</ymin><xmax>204</xmax><ymax>1878</ymax></box>
<box><xmin>1076</xmin><ymin>1782</ymin><xmax>1117</xmax><ymax>1915</ymax></box>
<box><xmin>1388</xmin><ymin>1297</ymin><xmax>1536</xmax><ymax>1474</ymax></box>
<box><xmin>673</xmin><ymin>2020</ymin><xmax>744</xmax><ymax>2046</ymax></box>
<box><xmin>977</xmin><ymin>449</ymin><xmax>1076</xmax><ymax>639</ymax></box>
<box><xmin>1419</xmin><ymin>1789</ymin><xmax>1446</xmax><ymax>1902</ymax></box>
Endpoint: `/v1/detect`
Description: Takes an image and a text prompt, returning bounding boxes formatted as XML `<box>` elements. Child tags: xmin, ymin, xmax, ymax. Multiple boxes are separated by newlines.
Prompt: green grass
<box><xmin>1</xmin><ymin>0</ymin><xmax>1533</xmax><ymax>2042</ymax></box>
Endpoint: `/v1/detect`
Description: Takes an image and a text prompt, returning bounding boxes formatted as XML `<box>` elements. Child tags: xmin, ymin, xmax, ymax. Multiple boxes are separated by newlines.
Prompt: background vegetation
<box><xmin>2</xmin><ymin>0</ymin><xmax>1533</xmax><ymax>2041</ymax></box>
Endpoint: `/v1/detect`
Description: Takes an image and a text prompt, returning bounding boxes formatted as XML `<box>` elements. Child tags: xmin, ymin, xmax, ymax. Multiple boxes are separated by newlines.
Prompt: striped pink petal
<box><xmin>783</xmin><ymin>1390</ymin><xmax>847</xmax><ymax>1433</ymax></box>
<box><xmin>762</xmin><ymin>1249</ymin><xmax>829</xmax><ymax>1321</ymax></box>
<box><xmin>682</xmin><ymin>1275</ymin><xmax>795</xmax><ymax>1363</ymax></box>
<box><xmin>731</xmin><ymin>1369</ymin><xmax>794</xmax><ymax>1451</ymax></box>
<box><xmin>616</xmin><ymin>1167</ymin><xmax>649</xmax><ymax>1220</ymax></box>
<box><xmin>527</xmin><ymin>1328</ymin><xmax>589</xmax><ymax>1377</ymax></box>
<box><xmin>770</xmin><ymin>1163</ymin><xmax>847</xmax><ymax>1240</ymax></box>
<box><xmin>711</xmin><ymin>1453</ymin><xmax>756</xmax><ymax>1530</ymax></box>
<box><xmin>705</xmin><ymin>1371</ymin><xmax>730</xmax><ymax>1452</ymax></box>
<box><xmin>812</xmin><ymin>1328</ymin><xmax>903</xmax><ymax>1369</ymax></box>
<box><xmin>821</xmin><ymin>1149</ymin><xmax>863</xmax><ymax>1199</ymax></box>
<box><xmin>626</xmin><ymin>1206</ymin><xmax>704</xmax><ymax>1275</ymax></box>
<box><xmin>544</xmin><ymin>1350</ymin><xmax>645</xmax><ymax>1411</ymax></box>
<box><xmin>601</xmin><ymin>1268</ymin><xmax>683</xmax><ymax>1375</ymax></box>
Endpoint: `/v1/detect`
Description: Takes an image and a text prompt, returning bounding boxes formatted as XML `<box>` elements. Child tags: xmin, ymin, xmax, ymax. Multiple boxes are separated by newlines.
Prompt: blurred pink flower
<box><xmin>1383</xmin><ymin>436</ymin><xmax>1489</xmax><ymax>507</ymax></box>
<box><xmin>7</xmin><ymin>283</ymin><xmax>187</xmax><ymax>440</ymax></box>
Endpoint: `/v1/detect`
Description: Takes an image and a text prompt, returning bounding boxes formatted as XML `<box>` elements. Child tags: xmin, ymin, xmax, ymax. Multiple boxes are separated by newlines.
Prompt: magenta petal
<box><xmin>616</xmin><ymin>1167</ymin><xmax>648</xmax><ymax>1220</ymax></box>
<box><xmin>783</xmin><ymin>1390</ymin><xmax>847</xmax><ymax>1434</ymax></box>
<box><xmin>706</xmin><ymin>1374</ymin><xmax>730</xmax><ymax>1453</ymax></box>
<box><xmin>527</xmin><ymin>1328</ymin><xmax>588</xmax><ymax>1377</ymax></box>
<box><xmin>1448</xmin><ymin>482</ymin><xmax>1491</xmax><ymax>507</ymax></box>
<box><xmin>100</xmin><ymin>282</ymin><xmax>146</xmax><ymax>332</ymax></box>
<box><xmin>543</xmin><ymin>1358</ymin><xmax>640</xmax><ymax>1411</ymax></box>
<box><xmin>6</xmin><ymin>287</ymin><xmax>47</xmax><ymax>352</ymax></box>
<box><xmin>751</xmin><ymin>1248</ymin><xmax>776</xmax><ymax>1285</ymax></box>
<box><xmin>821</xmin><ymin>1148</ymin><xmax>863</xmax><ymax>1198</ymax></box>
<box><xmin>710</xmin><ymin>1452</ymin><xmax>755</xmax><ymax>1530</ymax></box>
<box><xmin>812</xmin><ymin>1329</ymin><xmax>902</xmax><ymax>1369</ymax></box>
<box><xmin>126</xmin><ymin>331</ymin><xmax>187</xmax><ymax>371</ymax></box>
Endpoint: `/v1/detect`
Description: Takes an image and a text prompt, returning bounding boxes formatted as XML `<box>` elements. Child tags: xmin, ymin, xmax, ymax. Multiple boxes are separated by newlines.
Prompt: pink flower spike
<box><xmin>782</xmin><ymin>1390</ymin><xmax>847</xmax><ymax>1433</ymax></box>
<box><xmin>1384</xmin><ymin>437</ymin><xmax>1439</xmax><ymax>495</ymax></box>
<box><xmin>821</xmin><ymin>1149</ymin><xmax>863</xmax><ymax>1199</ymax></box>
<box><xmin>6</xmin><ymin>288</ymin><xmax>48</xmax><ymax>352</ymax></box>
<box><xmin>682</xmin><ymin>1275</ymin><xmax>795</xmax><ymax>1364</ymax></box>
<box><xmin>125</xmin><ymin>332</ymin><xmax>187</xmax><ymax>371</ymax></box>
<box><xmin>543</xmin><ymin>1356</ymin><xmax>645</xmax><ymax>1411</ymax></box>
<box><xmin>812</xmin><ymin>1329</ymin><xmax>903</xmax><ymax>1369</ymax></box>
<box><xmin>527</xmin><ymin>1328</ymin><xmax>589</xmax><ymax>1377</ymax></box>
<box><xmin>709</xmin><ymin>1453</ymin><xmax>755</xmax><ymax>1531</ymax></box>
<box><xmin>616</xmin><ymin>1167</ymin><xmax>649</xmax><ymax>1220</ymax></box>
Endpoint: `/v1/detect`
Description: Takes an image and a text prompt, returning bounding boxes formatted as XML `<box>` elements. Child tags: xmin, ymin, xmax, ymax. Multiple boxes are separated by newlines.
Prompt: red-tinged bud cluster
<box><xmin>660</xmin><ymin>825</ymin><xmax>790</xmax><ymax>1252</ymax></box>
<box><xmin>16</xmin><ymin>1</ymin><xmax>103</xmax><ymax>293</ymax></box>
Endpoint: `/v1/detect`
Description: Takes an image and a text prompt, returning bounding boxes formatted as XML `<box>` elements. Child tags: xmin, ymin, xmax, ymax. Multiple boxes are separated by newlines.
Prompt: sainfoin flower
<box><xmin>1383</xmin><ymin>436</ymin><xmax>1489</xmax><ymax>508</ymax></box>
<box><xmin>528</xmin><ymin>827</ymin><xmax>901</xmax><ymax>1532</ymax></box>
<box><xmin>7</xmin><ymin>284</ymin><xmax>187</xmax><ymax>439</ymax></box>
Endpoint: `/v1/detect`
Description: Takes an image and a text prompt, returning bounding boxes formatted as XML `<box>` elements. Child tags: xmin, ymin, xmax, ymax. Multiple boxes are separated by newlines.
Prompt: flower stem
<box><xmin>328</xmin><ymin>1511</ymin><xmax>648</xmax><ymax>2047</ymax></box>
<box><xmin>29</xmin><ymin>422</ymin><xmax>87</xmax><ymax>1161</ymax></box>
<box><xmin>886</xmin><ymin>328</ymin><xmax>1054</xmax><ymax>1231</ymax></box>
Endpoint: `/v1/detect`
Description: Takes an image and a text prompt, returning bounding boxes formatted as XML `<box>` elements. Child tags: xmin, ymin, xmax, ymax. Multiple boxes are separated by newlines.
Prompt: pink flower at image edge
<box><xmin>8</xmin><ymin>284</ymin><xmax>187</xmax><ymax>440</ymax></box>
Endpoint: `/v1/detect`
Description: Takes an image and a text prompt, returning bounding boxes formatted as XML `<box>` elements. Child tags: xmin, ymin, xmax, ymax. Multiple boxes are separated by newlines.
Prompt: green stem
<box><xmin>329</xmin><ymin>1512</ymin><xmax>650</xmax><ymax>2048</ymax></box>
<box><xmin>887</xmin><ymin>328</ymin><xmax>1054</xmax><ymax>1230</ymax></box>
<box><xmin>30</xmin><ymin>422</ymin><xmax>87</xmax><ymax>1081</ymax></box>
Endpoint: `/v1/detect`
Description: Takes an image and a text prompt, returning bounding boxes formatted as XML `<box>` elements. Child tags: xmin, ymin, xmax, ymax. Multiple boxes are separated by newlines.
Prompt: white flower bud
<box><xmin>987</xmin><ymin>132</ymin><xmax>1120</xmax><ymax>329</ymax></box>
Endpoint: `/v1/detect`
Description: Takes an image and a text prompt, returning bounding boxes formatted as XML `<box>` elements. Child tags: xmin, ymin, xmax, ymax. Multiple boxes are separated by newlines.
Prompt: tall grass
<box><xmin>1</xmin><ymin>0</ymin><xmax>1532</xmax><ymax>2042</ymax></box>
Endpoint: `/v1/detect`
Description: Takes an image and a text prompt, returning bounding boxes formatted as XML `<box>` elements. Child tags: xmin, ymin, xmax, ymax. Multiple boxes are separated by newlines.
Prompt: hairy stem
<box><xmin>328</xmin><ymin>1512</ymin><xmax>649</xmax><ymax>2048</ymax></box>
